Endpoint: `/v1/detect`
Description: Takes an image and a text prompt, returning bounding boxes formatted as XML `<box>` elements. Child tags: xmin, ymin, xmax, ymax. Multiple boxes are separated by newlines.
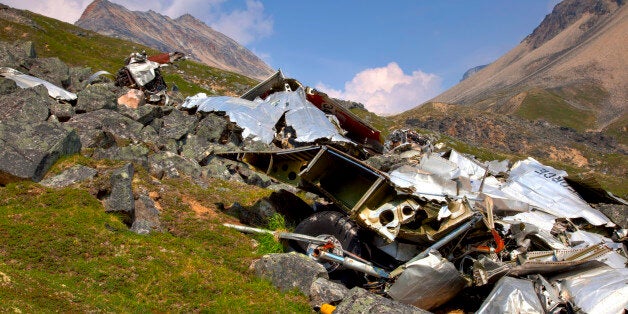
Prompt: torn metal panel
<box><xmin>183</xmin><ymin>88</ymin><xmax>352</xmax><ymax>146</ymax></box>
<box><xmin>126</xmin><ymin>60</ymin><xmax>161</xmax><ymax>87</ymax></box>
<box><xmin>263</xmin><ymin>88</ymin><xmax>351</xmax><ymax>143</ymax></box>
<box><xmin>389</xmin><ymin>164</ymin><xmax>459</xmax><ymax>203</ymax></box>
<box><xmin>240</xmin><ymin>70</ymin><xmax>384</xmax><ymax>154</ymax></box>
<box><xmin>304</xmin><ymin>89</ymin><xmax>383</xmax><ymax>154</ymax></box>
<box><xmin>552</xmin><ymin>266</ymin><xmax>628</xmax><ymax>314</ymax></box>
<box><xmin>476</xmin><ymin>277</ymin><xmax>544</xmax><ymax>314</ymax></box>
<box><xmin>499</xmin><ymin>158</ymin><xmax>612</xmax><ymax>226</ymax></box>
<box><xmin>484</xmin><ymin>159</ymin><xmax>510</xmax><ymax>176</ymax></box>
<box><xmin>419</xmin><ymin>153</ymin><xmax>461</xmax><ymax>180</ymax></box>
<box><xmin>387</xmin><ymin>252</ymin><xmax>467</xmax><ymax>310</ymax></box>
<box><xmin>0</xmin><ymin>67</ymin><xmax>77</xmax><ymax>101</ymax></box>
<box><xmin>448</xmin><ymin>149</ymin><xmax>487</xmax><ymax>181</ymax></box>
<box><xmin>473</xmin><ymin>244</ymin><xmax>611</xmax><ymax>285</ymax></box>
<box><xmin>240</xmin><ymin>69</ymin><xmax>285</xmax><ymax>101</ymax></box>
<box><xmin>147</xmin><ymin>51</ymin><xmax>185</xmax><ymax>64</ymax></box>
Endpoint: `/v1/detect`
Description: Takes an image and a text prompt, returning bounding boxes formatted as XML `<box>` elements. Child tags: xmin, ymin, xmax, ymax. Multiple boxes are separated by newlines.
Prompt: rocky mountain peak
<box><xmin>75</xmin><ymin>0</ymin><xmax>274</xmax><ymax>80</ymax></box>
<box><xmin>525</xmin><ymin>0</ymin><xmax>624</xmax><ymax>48</ymax></box>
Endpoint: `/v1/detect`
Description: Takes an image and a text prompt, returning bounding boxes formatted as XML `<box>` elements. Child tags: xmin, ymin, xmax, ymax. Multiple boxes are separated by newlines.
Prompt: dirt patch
<box><xmin>548</xmin><ymin>146</ymin><xmax>589</xmax><ymax>167</ymax></box>
<box><xmin>182</xmin><ymin>195</ymin><xmax>219</xmax><ymax>219</ymax></box>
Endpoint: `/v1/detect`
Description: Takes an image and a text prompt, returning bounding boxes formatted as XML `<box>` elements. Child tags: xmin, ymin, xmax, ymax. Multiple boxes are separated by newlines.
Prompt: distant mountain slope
<box><xmin>430</xmin><ymin>0</ymin><xmax>627</xmax><ymax>131</ymax></box>
<box><xmin>75</xmin><ymin>0</ymin><xmax>274</xmax><ymax>80</ymax></box>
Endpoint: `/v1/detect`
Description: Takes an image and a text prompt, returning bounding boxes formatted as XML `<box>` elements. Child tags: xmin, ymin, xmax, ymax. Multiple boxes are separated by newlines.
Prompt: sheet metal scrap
<box><xmin>0</xmin><ymin>67</ymin><xmax>77</xmax><ymax>101</ymax></box>
<box><xmin>476</xmin><ymin>276</ymin><xmax>544</xmax><ymax>314</ymax></box>
<box><xmin>472</xmin><ymin>244</ymin><xmax>611</xmax><ymax>285</ymax></box>
<box><xmin>115</xmin><ymin>51</ymin><xmax>184</xmax><ymax>97</ymax></box>
<box><xmin>240</xmin><ymin>70</ymin><xmax>384</xmax><ymax>154</ymax></box>
<box><xmin>182</xmin><ymin>88</ymin><xmax>354</xmax><ymax>151</ymax></box>
<box><xmin>551</xmin><ymin>266</ymin><xmax>628</xmax><ymax>313</ymax></box>
<box><xmin>387</xmin><ymin>252</ymin><xmax>467</xmax><ymax>311</ymax></box>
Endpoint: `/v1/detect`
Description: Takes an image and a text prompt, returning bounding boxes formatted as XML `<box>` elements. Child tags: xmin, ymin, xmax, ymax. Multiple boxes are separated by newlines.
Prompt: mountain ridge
<box><xmin>427</xmin><ymin>0</ymin><xmax>627</xmax><ymax>131</ymax></box>
<box><xmin>75</xmin><ymin>0</ymin><xmax>274</xmax><ymax>80</ymax></box>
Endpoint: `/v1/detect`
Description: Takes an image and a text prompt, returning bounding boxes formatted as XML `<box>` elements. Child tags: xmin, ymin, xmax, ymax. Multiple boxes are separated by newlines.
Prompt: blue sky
<box><xmin>2</xmin><ymin>0</ymin><xmax>558</xmax><ymax>114</ymax></box>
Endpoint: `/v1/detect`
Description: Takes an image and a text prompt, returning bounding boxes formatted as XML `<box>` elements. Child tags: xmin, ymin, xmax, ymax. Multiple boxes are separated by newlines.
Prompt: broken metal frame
<box><xmin>219</xmin><ymin>145</ymin><xmax>482</xmax><ymax>250</ymax></box>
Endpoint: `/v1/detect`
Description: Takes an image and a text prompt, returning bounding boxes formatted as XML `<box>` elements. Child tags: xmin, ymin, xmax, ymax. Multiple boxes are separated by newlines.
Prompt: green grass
<box><xmin>349</xmin><ymin>107</ymin><xmax>395</xmax><ymax>139</ymax></box>
<box><xmin>516</xmin><ymin>88</ymin><xmax>597</xmax><ymax>131</ymax></box>
<box><xmin>0</xmin><ymin>169</ymin><xmax>311</xmax><ymax>312</ymax></box>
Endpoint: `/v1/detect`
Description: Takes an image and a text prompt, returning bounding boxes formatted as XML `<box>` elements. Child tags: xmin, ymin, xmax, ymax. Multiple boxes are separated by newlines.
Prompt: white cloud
<box><xmin>1</xmin><ymin>0</ymin><xmax>273</xmax><ymax>45</ymax></box>
<box><xmin>316</xmin><ymin>62</ymin><xmax>443</xmax><ymax>115</ymax></box>
<box><xmin>208</xmin><ymin>0</ymin><xmax>273</xmax><ymax>45</ymax></box>
<box><xmin>2</xmin><ymin>0</ymin><xmax>92</xmax><ymax>23</ymax></box>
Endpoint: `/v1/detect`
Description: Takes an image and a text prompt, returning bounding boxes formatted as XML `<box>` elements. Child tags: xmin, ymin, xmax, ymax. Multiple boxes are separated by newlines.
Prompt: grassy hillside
<box><xmin>515</xmin><ymin>88</ymin><xmax>597</xmax><ymax>132</ymax></box>
<box><xmin>0</xmin><ymin>156</ymin><xmax>310</xmax><ymax>312</ymax></box>
<box><xmin>0</xmin><ymin>7</ymin><xmax>258</xmax><ymax>97</ymax></box>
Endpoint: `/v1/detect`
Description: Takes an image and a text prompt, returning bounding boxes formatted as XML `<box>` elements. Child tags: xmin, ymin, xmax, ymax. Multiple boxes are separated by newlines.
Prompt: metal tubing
<box><xmin>390</xmin><ymin>214</ymin><xmax>482</xmax><ymax>277</ymax></box>
<box><xmin>313</xmin><ymin>249</ymin><xmax>390</xmax><ymax>278</ymax></box>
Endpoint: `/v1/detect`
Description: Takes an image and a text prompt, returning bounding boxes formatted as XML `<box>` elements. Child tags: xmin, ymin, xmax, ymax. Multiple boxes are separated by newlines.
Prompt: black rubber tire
<box><xmin>291</xmin><ymin>211</ymin><xmax>367</xmax><ymax>287</ymax></box>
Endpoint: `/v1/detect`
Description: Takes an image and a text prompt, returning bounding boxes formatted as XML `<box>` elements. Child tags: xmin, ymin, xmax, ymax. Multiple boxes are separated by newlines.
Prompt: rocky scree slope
<box><xmin>75</xmin><ymin>0</ymin><xmax>274</xmax><ymax>80</ymax></box>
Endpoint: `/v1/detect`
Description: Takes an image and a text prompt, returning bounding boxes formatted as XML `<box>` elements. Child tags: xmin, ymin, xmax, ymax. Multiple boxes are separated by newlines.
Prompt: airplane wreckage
<box><xmin>3</xmin><ymin>57</ymin><xmax>626</xmax><ymax>312</ymax></box>
<box><xmin>181</xmin><ymin>71</ymin><xmax>628</xmax><ymax>313</ymax></box>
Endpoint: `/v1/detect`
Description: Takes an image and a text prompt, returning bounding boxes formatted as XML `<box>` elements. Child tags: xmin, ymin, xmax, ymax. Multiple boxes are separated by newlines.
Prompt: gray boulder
<box><xmin>0</xmin><ymin>120</ymin><xmax>81</xmax><ymax>184</ymax></box>
<box><xmin>196</xmin><ymin>114</ymin><xmax>229</xmax><ymax>143</ymax></box>
<box><xmin>251</xmin><ymin>252</ymin><xmax>328</xmax><ymax>295</ymax></box>
<box><xmin>118</xmin><ymin>104</ymin><xmax>163</xmax><ymax>126</ymax></box>
<box><xmin>131</xmin><ymin>193</ymin><xmax>163</xmax><ymax>234</ymax></box>
<box><xmin>0</xmin><ymin>43</ymin><xmax>19</xmax><ymax>68</ymax></box>
<box><xmin>309</xmin><ymin>277</ymin><xmax>350</xmax><ymax>309</ymax></box>
<box><xmin>50</xmin><ymin>102</ymin><xmax>75</xmax><ymax>122</ymax></box>
<box><xmin>0</xmin><ymin>84</ymin><xmax>52</xmax><ymax>123</ymax></box>
<box><xmin>65</xmin><ymin>109</ymin><xmax>145</xmax><ymax>148</ymax></box>
<box><xmin>68</xmin><ymin>67</ymin><xmax>92</xmax><ymax>91</ymax></box>
<box><xmin>75</xmin><ymin>83</ymin><xmax>117</xmax><ymax>113</ymax></box>
<box><xmin>27</xmin><ymin>57</ymin><xmax>70</xmax><ymax>88</ymax></box>
<box><xmin>105</xmin><ymin>163</ymin><xmax>134</xmax><ymax>225</ymax></box>
<box><xmin>159</xmin><ymin>109</ymin><xmax>197</xmax><ymax>141</ymax></box>
<box><xmin>202</xmin><ymin>156</ymin><xmax>232</xmax><ymax>180</ymax></box>
<box><xmin>180</xmin><ymin>134</ymin><xmax>214</xmax><ymax>163</ymax></box>
<box><xmin>148</xmin><ymin>151</ymin><xmax>202</xmax><ymax>179</ymax></box>
<box><xmin>39</xmin><ymin>164</ymin><xmax>97</xmax><ymax>188</ymax></box>
<box><xmin>0</xmin><ymin>77</ymin><xmax>19</xmax><ymax>95</ymax></box>
<box><xmin>334</xmin><ymin>287</ymin><xmax>429</xmax><ymax>314</ymax></box>
<box><xmin>594</xmin><ymin>203</ymin><xmax>628</xmax><ymax>229</ymax></box>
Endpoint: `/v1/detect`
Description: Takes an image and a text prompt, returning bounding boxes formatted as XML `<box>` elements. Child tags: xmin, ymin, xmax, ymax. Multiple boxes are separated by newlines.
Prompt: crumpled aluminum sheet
<box><xmin>476</xmin><ymin>276</ymin><xmax>543</xmax><ymax>314</ymax></box>
<box><xmin>264</xmin><ymin>88</ymin><xmax>350</xmax><ymax>143</ymax></box>
<box><xmin>419</xmin><ymin>153</ymin><xmax>461</xmax><ymax>180</ymax></box>
<box><xmin>0</xmin><ymin>67</ymin><xmax>77</xmax><ymax>101</ymax></box>
<box><xmin>499</xmin><ymin>158</ymin><xmax>612</xmax><ymax>226</ymax></box>
<box><xmin>126</xmin><ymin>60</ymin><xmax>160</xmax><ymax>86</ymax></box>
<box><xmin>181</xmin><ymin>88</ymin><xmax>350</xmax><ymax>145</ymax></box>
<box><xmin>448</xmin><ymin>149</ymin><xmax>486</xmax><ymax>181</ymax></box>
<box><xmin>387</xmin><ymin>252</ymin><xmax>467</xmax><ymax>310</ymax></box>
<box><xmin>553</xmin><ymin>266</ymin><xmax>628</xmax><ymax>314</ymax></box>
<box><xmin>389</xmin><ymin>165</ymin><xmax>458</xmax><ymax>203</ymax></box>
